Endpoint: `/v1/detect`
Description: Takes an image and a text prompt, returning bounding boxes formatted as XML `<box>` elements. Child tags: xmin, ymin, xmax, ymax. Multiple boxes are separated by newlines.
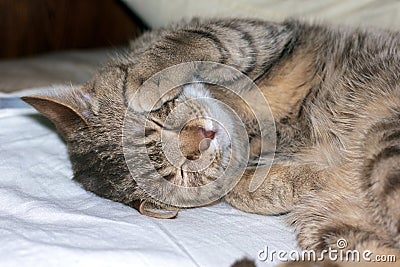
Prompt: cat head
<box><xmin>123</xmin><ymin>83</ymin><xmax>251</xmax><ymax>207</ymax></box>
<box><xmin>22</xmin><ymin>66</ymin><xmax>250</xmax><ymax>218</ymax></box>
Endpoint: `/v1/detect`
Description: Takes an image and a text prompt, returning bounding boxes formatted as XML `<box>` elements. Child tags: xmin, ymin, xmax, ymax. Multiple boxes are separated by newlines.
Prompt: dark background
<box><xmin>0</xmin><ymin>0</ymin><xmax>146</xmax><ymax>58</ymax></box>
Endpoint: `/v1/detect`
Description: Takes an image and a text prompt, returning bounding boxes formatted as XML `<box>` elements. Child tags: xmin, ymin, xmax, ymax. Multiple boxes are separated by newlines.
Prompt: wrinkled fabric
<box><xmin>0</xmin><ymin>88</ymin><xmax>299</xmax><ymax>267</ymax></box>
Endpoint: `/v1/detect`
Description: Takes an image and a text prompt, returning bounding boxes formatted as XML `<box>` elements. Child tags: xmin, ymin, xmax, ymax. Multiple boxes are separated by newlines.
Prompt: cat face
<box><xmin>145</xmin><ymin>84</ymin><xmax>233</xmax><ymax>184</ymax></box>
<box><xmin>123</xmin><ymin>83</ymin><xmax>250</xmax><ymax>207</ymax></box>
<box><xmin>22</xmin><ymin>68</ymin><xmax>249</xmax><ymax>215</ymax></box>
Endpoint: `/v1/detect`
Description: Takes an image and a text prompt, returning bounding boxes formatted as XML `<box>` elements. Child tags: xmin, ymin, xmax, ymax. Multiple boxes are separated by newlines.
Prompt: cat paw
<box><xmin>124</xmin><ymin>61</ymin><xmax>192</xmax><ymax>113</ymax></box>
<box><xmin>127</xmin><ymin>84</ymin><xmax>182</xmax><ymax>113</ymax></box>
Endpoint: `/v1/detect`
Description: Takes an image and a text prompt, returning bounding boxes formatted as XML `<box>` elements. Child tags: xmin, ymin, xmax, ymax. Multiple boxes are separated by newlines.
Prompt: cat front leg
<box><xmin>125</xmin><ymin>18</ymin><xmax>295</xmax><ymax>113</ymax></box>
<box><xmin>225</xmin><ymin>164</ymin><xmax>320</xmax><ymax>215</ymax></box>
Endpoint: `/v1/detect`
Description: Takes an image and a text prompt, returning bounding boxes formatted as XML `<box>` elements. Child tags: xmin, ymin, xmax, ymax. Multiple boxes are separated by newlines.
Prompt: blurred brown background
<box><xmin>0</xmin><ymin>0</ymin><xmax>146</xmax><ymax>59</ymax></box>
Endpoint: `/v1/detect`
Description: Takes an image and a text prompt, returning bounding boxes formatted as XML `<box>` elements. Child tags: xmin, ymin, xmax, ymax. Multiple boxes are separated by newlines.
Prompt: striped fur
<box><xmin>23</xmin><ymin>18</ymin><xmax>399</xmax><ymax>263</ymax></box>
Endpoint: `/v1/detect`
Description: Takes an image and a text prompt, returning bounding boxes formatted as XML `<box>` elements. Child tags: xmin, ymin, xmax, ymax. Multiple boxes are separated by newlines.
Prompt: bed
<box><xmin>0</xmin><ymin>49</ymin><xmax>298</xmax><ymax>267</ymax></box>
<box><xmin>1</xmin><ymin>1</ymin><xmax>399</xmax><ymax>266</ymax></box>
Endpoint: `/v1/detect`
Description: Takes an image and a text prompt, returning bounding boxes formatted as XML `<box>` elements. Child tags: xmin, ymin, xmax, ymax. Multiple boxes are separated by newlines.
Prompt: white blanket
<box><xmin>0</xmin><ymin>88</ymin><xmax>299</xmax><ymax>267</ymax></box>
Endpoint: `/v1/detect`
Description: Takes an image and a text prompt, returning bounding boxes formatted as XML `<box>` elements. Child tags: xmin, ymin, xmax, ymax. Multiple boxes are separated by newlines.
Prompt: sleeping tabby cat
<box><xmin>22</xmin><ymin>18</ymin><xmax>399</xmax><ymax>265</ymax></box>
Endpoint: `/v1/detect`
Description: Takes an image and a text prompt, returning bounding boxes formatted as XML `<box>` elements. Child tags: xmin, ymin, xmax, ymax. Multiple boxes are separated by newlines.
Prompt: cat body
<box><xmin>23</xmin><ymin>18</ymin><xmax>400</xmax><ymax>263</ymax></box>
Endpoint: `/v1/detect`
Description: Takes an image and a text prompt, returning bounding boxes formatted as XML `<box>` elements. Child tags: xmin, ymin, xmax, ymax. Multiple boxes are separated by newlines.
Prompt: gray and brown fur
<box><xmin>23</xmin><ymin>18</ymin><xmax>400</xmax><ymax>264</ymax></box>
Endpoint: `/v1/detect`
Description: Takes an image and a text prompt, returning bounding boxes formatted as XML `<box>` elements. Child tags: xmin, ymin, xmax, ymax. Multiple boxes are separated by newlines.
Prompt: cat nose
<box><xmin>199</xmin><ymin>126</ymin><xmax>216</xmax><ymax>140</ymax></box>
<box><xmin>179</xmin><ymin>125</ymin><xmax>216</xmax><ymax>160</ymax></box>
<box><xmin>198</xmin><ymin>126</ymin><xmax>215</xmax><ymax>152</ymax></box>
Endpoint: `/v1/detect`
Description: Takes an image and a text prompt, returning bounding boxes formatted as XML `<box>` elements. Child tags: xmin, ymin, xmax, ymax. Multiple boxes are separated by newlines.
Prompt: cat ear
<box><xmin>135</xmin><ymin>200</ymin><xmax>179</xmax><ymax>219</ymax></box>
<box><xmin>21</xmin><ymin>95</ymin><xmax>89</xmax><ymax>140</ymax></box>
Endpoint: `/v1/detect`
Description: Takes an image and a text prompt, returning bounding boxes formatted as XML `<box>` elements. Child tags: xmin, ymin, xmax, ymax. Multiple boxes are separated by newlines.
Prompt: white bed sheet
<box><xmin>0</xmin><ymin>88</ymin><xmax>299</xmax><ymax>267</ymax></box>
